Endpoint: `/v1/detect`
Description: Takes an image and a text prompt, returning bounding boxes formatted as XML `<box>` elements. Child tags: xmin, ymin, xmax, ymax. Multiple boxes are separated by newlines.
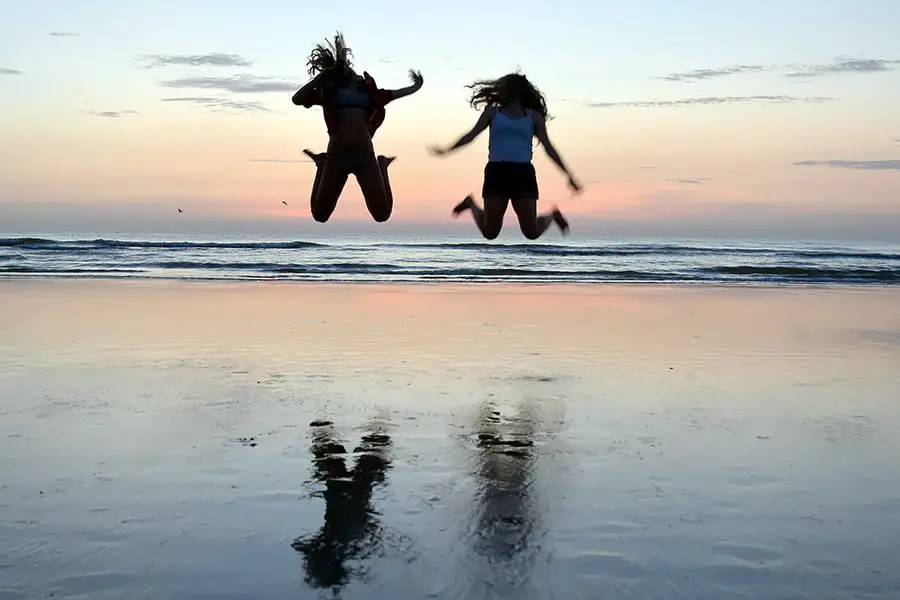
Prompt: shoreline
<box><xmin>2</xmin><ymin>275</ymin><xmax>899</xmax><ymax>292</ymax></box>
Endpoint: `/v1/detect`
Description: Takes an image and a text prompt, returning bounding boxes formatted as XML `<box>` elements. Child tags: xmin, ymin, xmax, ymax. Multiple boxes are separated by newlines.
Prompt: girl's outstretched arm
<box><xmin>428</xmin><ymin>107</ymin><xmax>494</xmax><ymax>156</ymax></box>
<box><xmin>384</xmin><ymin>70</ymin><xmax>424</xmax><ymax>101</ymax></box>
<box><xmin>532</xmin><ymin>111</ymin><xmax>582</xmax><ymax>192</ymax></box>
<box><xmin>292</xmin><ymin>72</ymin><xmax>326</xmax><ymax>107</ymax></box>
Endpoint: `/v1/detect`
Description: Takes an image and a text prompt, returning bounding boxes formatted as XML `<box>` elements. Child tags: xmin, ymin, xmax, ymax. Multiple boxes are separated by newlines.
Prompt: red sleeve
<box><xmin>360</xmin><ymin>73</ymin><xmax>393</xmax><ymax>108</ymax></box>
<box><xmin>373</xmin><ymin>88</ymin><xmax>394</xmax><ymax>108</ymax></box>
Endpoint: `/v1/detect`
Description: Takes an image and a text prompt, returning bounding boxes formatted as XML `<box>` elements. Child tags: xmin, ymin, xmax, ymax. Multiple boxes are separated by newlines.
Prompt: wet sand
<box><xmin>1</xmin><ymin>279</ymin><xmax>899</xmax><ymax>599</ymax></box>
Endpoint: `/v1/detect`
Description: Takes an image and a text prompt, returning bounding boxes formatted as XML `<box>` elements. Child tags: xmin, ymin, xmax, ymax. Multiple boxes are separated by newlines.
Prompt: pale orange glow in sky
<box><xmin>2</xmin><ymin>1</ymin><xmax>900</xmax><ymax>240</ymax></box>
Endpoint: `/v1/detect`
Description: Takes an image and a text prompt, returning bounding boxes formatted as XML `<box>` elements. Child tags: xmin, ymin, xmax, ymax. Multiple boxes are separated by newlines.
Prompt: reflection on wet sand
<box><xmin>468</xmin><ymin>398</ymin><xmax>545</xmax><ymax>584</ymax></box>
<box><xmin>291</xmin><ymin>420</ymin><xmax>392</xmax><ymax>593</ymax></box>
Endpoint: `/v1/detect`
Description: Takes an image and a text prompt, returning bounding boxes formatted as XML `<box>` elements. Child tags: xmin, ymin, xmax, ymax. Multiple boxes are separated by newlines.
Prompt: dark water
<box><xmin>2</xmin><ymin>234</ymin><xmax>900</xmax><ymax>284</ymax></box>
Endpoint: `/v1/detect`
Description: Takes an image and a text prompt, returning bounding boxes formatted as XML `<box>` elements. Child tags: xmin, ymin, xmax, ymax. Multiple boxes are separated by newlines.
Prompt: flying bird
<box><xmin>177</xmin><ymin>208</ymin><xmax>183</xmax><ymax>213</ymax></box>
<box><xmin>282</xmin><ymin>201</ymin><xmax>288</xmax><ymax>206</ymax></box>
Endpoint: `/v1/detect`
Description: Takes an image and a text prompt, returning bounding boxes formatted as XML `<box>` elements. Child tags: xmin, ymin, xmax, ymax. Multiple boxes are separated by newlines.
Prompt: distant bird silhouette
<box><xmin>282</xmin><ymin>201</ymin><xmax>288</xmax><ymax>206</ymax></box>
<box><xmin>177</xmin><ymin>208</ymin><xmax>183</xmax><ymax>213</ymax></box>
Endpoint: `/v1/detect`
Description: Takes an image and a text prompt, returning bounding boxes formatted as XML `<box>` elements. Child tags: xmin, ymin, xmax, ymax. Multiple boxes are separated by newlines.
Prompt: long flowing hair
<box><xmin>466</xmin><ymin>71</ymin><xmax>550</xmax><ymax>118</ymax></box>
<box><xmin>306</xmin><ymin>32</ymin><xmax>356</xmax><ymax>81</ymax></box>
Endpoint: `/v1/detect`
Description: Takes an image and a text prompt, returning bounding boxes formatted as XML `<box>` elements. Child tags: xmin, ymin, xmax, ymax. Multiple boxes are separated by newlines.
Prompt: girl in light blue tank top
<box><xmin>427</xmin><ymin>72</ymin><xmax>583</xmax><ymax>241</ymax></box>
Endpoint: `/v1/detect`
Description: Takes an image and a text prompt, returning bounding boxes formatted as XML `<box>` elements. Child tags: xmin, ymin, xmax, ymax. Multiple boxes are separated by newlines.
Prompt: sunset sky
<box><xmin>1</xmin><ymin>0</ymin><xmax>899</xmax><ymax>240</ymax></box>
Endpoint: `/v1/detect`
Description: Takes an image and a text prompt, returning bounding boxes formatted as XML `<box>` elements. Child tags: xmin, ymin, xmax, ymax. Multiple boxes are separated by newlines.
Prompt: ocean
<box><xmin>2</xmin><ymin>234</ymin><xmax>899</xmax><ymax>285</ymax></box>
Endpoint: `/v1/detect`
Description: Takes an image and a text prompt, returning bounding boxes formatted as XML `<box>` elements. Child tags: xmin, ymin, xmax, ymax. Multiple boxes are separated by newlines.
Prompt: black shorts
<box><xmin>481</xmin><ymin>161</ymin><xmax>539</xmax><ymax>201</ymax></box>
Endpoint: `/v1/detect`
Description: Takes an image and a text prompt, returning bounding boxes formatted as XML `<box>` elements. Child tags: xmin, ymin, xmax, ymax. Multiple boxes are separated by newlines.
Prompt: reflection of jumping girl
<box><xmin>291</xmin><ymin>422</ymin><xmax>393</xmax><ymax>590</ymax></box>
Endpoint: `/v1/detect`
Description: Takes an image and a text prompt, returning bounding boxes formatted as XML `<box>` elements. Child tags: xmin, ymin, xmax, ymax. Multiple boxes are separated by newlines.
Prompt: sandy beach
<box><xmin>1</xmin><ymin>279</ymin><xmax>899</xmax><ymax>599</ymax></box>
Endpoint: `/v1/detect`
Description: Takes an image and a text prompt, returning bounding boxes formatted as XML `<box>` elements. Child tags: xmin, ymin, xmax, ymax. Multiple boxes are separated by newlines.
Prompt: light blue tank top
<box><xmin>487</xmin><ymin>109</ymin><xmax>534</xmax><ymax>163</ymax></box>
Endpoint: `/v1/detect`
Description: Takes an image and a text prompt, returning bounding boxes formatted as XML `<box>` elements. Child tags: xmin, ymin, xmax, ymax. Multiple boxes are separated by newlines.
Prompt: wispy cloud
<box><xmin>248</xmin><ymin>158</ymin><xmax>312</xmax><ymax>163</ymax></box>
<box><xmin>588</xmin><ymin>95</ymin><xmax>832</xmax><ymax>108</ymax></box>
<box><xmin>667</xmin><ymin>178</ymin><xmax>712</xmax><ymax>185</ymax></box>
<box><xmin>786</xmin><ymin>57</ymin><xmax>900</xmax><ymax>78</ymax></box>
<box><xmin>660</xmin><ymin>65</ymin><xmax>768</xmax><ymax>82</ymax></box>
<box><xmin>82</xmin><ymin>110</ymin><xmax>139</xmax><ymax>118</ymax></box>
<box><xmin>660</xmin><ymin>57</ymin><xmax>900</xmax><ymax>83</ymax></box>
<box><xmin>140</xmin><ymin>53</ymin><xmax>254</xmax><ymax>68</ymax></box>
<box><xmin>49</xmin><ymin>31</ymin><xmax>79</xmax><ymax>37</ymax></box>
<box><xmin>0</xmin><ymin>68</ymin><xmax>23</xmax><ymax>75</ymax></box>
<box><xmin>161</xmin><ymin>74</ymin><xmax>295</xmax><ymax>93</ymax></box>
<box><xmin>793</xmin><ymin>159</ymin><xmax>900</xmax><ymax>171</ymax></box>
<box><xmin>162</xmin><ymin>96</ymin><xmax>270</xmax><ymax>113</ymax></box>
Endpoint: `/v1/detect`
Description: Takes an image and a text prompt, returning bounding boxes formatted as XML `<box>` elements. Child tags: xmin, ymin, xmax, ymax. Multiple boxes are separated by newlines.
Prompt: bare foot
<box><xmin>552</xmin><ymin>206</ymin><xmax>570</xmax><ymax>235</ymax></box>
<box><xmin>378</xmin><ymin>155</ymin><xmax>396</xmax><ymax>169</ymax></box>
<box><xmin>452</xmin><ymin>195</ymin><xmax>475</xmax><ymax>217</ymax></box>
<box><xmin>302</xmin><ymin>149</ymin><xmax>326</xmax><ymax>167</ymax></box>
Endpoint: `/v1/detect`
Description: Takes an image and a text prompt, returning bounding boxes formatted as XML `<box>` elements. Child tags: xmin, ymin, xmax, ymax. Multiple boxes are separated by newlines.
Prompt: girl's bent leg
<box><xmin>355</xmin><ymin>155</ymin><xmax>391</xmax><ymax>222</ymax></box>
<box><xmin>303</xmin><ymin>149</ymin><xmax>328</xmax><ymax>211</ymax></box>
<box><xmin>378</xmin><ymin>155</ymin><xmax>395</xmax><ymax>213</ymax></box>
<box><xmin>453</xmin><ymin>195</ymin><xmax>508</xmax><ymax>240</ymax></box>
<box><xmin>510</xmin><ymin>198</ymin><xmax>568</xmax><ymax>239</ymax></box>
<box><xmin>309</xmin><ymin>158</ymin><xmax>349</xmax><ymax>223</ymax></box>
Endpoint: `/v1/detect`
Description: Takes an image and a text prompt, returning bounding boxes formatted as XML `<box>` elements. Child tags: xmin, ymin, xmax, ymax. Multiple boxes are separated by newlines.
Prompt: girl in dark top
<box><xmin>429</xmin><ymin>72</ymin><xmax>581</xmax><ymax>239</ymax></box>
<box><xmin>292</xmin><ymin>33</ymin><xmax>423</xmax><ymax>223</ymax></box>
